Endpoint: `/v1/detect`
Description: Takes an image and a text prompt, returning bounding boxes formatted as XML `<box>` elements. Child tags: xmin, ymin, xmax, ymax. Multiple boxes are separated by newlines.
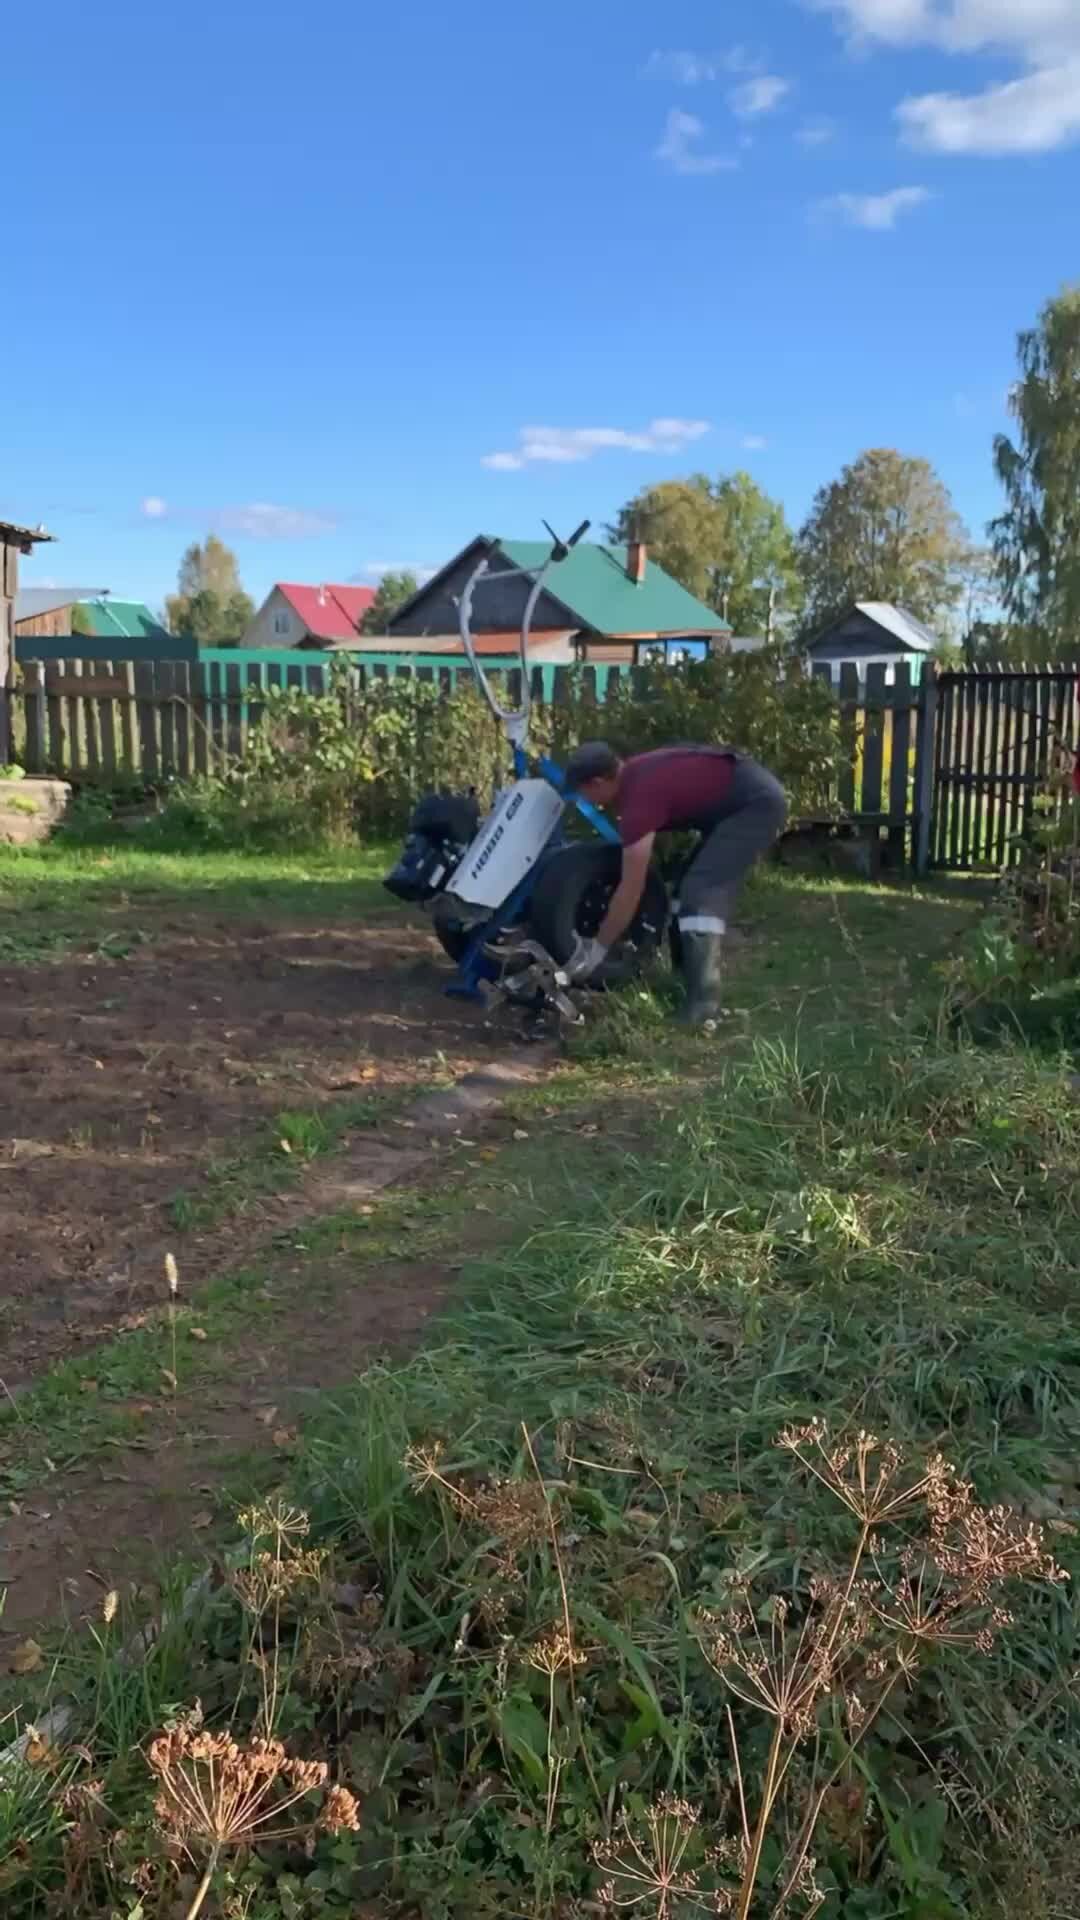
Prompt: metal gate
<box><xmin>929</xmin><ymin>668</ymin><xmax>1079</xmax><ymax>870</ymax></box>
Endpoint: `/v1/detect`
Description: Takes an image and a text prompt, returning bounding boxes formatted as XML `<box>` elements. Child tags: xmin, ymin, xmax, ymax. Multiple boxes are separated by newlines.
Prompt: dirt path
<box><xmin>0</xmin><ymin>913</ymin><xmax>519</xmax><ymax>1387</ymax></box>
<box><xmin>0</xmin><ymin>1058</ymin><xmax>550</xmax><ymax>1646</ymax></box>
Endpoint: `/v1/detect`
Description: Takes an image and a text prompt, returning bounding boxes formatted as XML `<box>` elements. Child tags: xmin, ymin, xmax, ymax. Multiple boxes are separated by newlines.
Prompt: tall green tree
<box><xmin>991</xmin><ymin>285</ymin><xmax>1080</xmax><ymax>661</ymax></box>
<box><xmin>798</xmin><ymin>448</ymin><xmax>970</xmax><ymax>634</ymax></box>
<box><xmin>360</xmin><ymin>570</ymin><xmax>419</xmax><ymax>635</ymax></box>
<box><xmin>610</xmin><ymin>472</ymin><xmax>803</xmax><ymax>635</ymax></box>
<box><xmin>166</xmin><ymin>535</ymin><xmax>254</xmax><ymax>647</ymax></box>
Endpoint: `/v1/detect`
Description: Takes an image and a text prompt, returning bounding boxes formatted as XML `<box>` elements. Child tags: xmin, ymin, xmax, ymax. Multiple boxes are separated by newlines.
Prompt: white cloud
<box><xmin>482</xmin><ymin>419</ymin><xmax>711</xmax><ymax>473</ymax></box>
<box><xmin>215</xmin><ymin>503</ymin><xmax>337</xmax><ymax>539</ymax></box>
<box><xmin>647</xmin><ymin>49</ymin><xmax>720</xmax><ymax>85</ymax></box>
<box><xmin>358</xmin><ymin>561</ymin><xmax>437</xmax><ymax>583</ymax></box>
<box><xmin>729</xmin><ymin>75</ymin><xmax>791</xmax><ymax>118</ymax></box>
<box><xmin>816</xmin><ymin>185</ymin><xmax>934</xmax><ymax>227</ymax></box>
<box><xmin>812</xmin><ymin>0</ymin><xmax>1080</xmax><ymax>154</ymax></box>
<box><xmin>898</xmin><ymin>59</ymin><xmax>1080</xmax><ymax>152</ymax></box>
<box><xmin>741</xmin><ymin>434</ymin><xmax>769</xmax><ymax>451</ymax></box>
<box><xmin>139</xmin><ymin>498</ymin><xmax>337</xmax><ymax>539</ymax></box>
<box><xmin>646</xmin><ymin>45</ymin><xmax>765</xmax><ymax>84</ymax></box>
<box><xmin>796</xmin><ymin>116</ymin><xmax>837</xmax><ymax>145</ymax></box>
<box><xmin>655</xmin><ymin>108</ymin><xmax>738</xmax><ymax>174</ymax></box>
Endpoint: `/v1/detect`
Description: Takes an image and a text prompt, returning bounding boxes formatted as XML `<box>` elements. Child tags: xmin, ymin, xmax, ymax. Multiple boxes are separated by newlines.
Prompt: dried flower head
<box><xmin>594</xmin><ymin>1794</ymin><xmax>732</xmax><ymax>1915</ymax></box>
<box><xmin>232</xmin><ymin>1545</ymin><xmax>329</xmax><ymax>1614</ymax></box>
<box><xmin>776</xmin><ymin>1422</ymin><xmax>967</xmax><ymax>1530</ymax></box>
<box><xmin>237</xmin><ymin>1498</ymin><xmax>311</xmax><ymax>1549</ymax></box>
<box><xmin>164</xmin><ymin>1252</ymin><xmax>179</xmax><ymax>1298</ymax></box>
<box><xmin>147</xmin><ymin>1721</ymin><xmax>358</xmax><ymax>1861</ymax></box>
<box><xmin>526</xmin><ymin>1630</ymin><xmax>587</xmax><ymax>1677</ymax></box>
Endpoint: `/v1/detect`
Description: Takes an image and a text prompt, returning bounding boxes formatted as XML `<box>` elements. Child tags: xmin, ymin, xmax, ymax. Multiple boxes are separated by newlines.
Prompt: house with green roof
<box><xmin>14</xmin><ymin>592</ymin><xmax>185</xmax><ymax>662</ymax></box>
<box><xmin>384</xmin><ymin>534</ymin><xmax>730</xmax><ymax>665</ymax></box>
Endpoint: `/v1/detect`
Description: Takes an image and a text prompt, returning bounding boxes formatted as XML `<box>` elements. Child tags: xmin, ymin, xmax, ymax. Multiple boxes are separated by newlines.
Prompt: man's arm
<box><xmin>596</xmin><ymin>834</ymin><xmax>655</xmax><ymax>949</ymax></box>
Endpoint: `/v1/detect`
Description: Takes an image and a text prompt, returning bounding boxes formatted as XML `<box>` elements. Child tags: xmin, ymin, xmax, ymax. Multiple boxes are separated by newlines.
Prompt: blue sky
<box><xmin>2</xmin><ymin>0</ymin><xmax>1078</xmax><ymax>613</ymax></box>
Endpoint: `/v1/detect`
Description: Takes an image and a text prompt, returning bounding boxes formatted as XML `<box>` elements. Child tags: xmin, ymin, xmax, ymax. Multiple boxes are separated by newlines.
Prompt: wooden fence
<box><xmin>8</xmin><ymin>655</ymin><xmax>616</xmax><ymax>782</ymax></box>
<box><xmin>7</xmin><ymin>652</ymin><xmax>1075</xmax><ymax>873</ymax></box>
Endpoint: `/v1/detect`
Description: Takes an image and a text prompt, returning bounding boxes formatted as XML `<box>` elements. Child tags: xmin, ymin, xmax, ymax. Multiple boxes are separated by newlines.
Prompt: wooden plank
<box><xmin>97</xmin><ymin>656</ymin><xmax>118</xmax><ymax>779</ymax></box>
<box><xmin>957</xmin><ymin>672</ymin><xmax>979</xmax><ymax>869</ymax></box>
<box><xmin>225</xmin><ymin>663</ymin><xmax>243</xmax><ymax>760</ymax></box>
<box><xmin>1005</xmin><ymin>676</ymin><xmax>1029</xmax><ymax>858</ymax></box>
<box><xmin>173</xmin><ymin>660</ymin><xmax>193</xmax><ymax>777</ymax></box>
<box><xmin>926</xmin><ymin>668</ymin><xmax>941</xmax><ymax>864</ymax></box>
<box><xmin>119</xmin><ymin>661</ymin><xmax>137</xmax><ymax>775</ymax></box>
<box><xmin>207</xmin><ymin>660</ymin><xmax>225</xmax><ymax>769</ymax></box>
<box><xmin>22</xmin><ymin>661</ymin><xmax>46</xmax><ymax>774</ymax></box>
<box><xmin>42</xmin><ymin>672</ymin><xmax>128</xmax><ymax>698</ymax></box>
<box><xmin>988</xmin><ymin>669</ymin><xmax>1008</xmax><ymax>869</ymax></box>
<box><xmin>245</xmin><ymin>661</ymin><xmax>264</xmax><ymax>747</ymax></box>
<box><xmin>133</xmin><ymin>660</ymin><xmax>159</xmax><ymax>779</ymax></box>
<box><xmin>158</xmin><ymin>661</ymin><xmax>177</xmax><ymax>775</ymax></box>
<box><xmin>191</xmin><ymin>656</ymin><xmax>209</xmax><ymax>776</ymax></box>
<box><xmin>860</xmin><ymin>663</ymin><xmax>887</xmax><ymax>815</ymax></box>
<box><xmin>837</xmin><ymin>663</ymin><xmax>859</xmax><ymax>813</ymax></box>
<box><xmin>886</xmin><ymin>662</ymin><xmax>912</xmax><ymax>865</ymax></box>
<box><xmin>46</xmin><ymin>657</ymin><xmax>66</xmax><ymax>773</ymax></box>
<box><xmin>946</xmin><ymin>678</ymin><xmax>963</xmax><ymax>870</ymax></box>
<box><xmin>79</xmin><ymin>659</ymin><xmax>103</xmax><ymax>777</ymax></box>
<box><xmin>970</xmin><ymin>667</ymin><xmax>991</xmax><ymax>863</ymax></box>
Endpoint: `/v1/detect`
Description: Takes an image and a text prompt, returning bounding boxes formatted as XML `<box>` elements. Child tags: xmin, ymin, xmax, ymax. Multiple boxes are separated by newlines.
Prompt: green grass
<box><xmin>4</xmin><ymin>872</ymin><xmax>1079</xmax><ymax>1920</ymax></box>
<box><xmin>0</xmin><ymin>840</ymin><xmax>400</xmax><ymax>946</ymax></box>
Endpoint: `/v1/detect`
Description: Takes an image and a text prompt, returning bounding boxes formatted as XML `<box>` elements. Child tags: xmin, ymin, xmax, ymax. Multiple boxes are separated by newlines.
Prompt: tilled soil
<box><xmin>0</xmin><ymin>913</ymin><xmax>509</xmax><ymax>1387</ymax></box>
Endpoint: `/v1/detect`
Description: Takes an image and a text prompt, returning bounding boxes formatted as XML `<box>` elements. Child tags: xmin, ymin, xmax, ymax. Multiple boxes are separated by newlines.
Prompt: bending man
<box><xmin>562</xmin><ymin>741</ymin><xmax>786</xmax><ymax>1024</ymax></box>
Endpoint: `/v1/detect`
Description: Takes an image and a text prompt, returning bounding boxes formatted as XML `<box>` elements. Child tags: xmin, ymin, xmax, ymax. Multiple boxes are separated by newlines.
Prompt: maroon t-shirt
<box><xmin>616</xmin><ymin>747</ymin><xmax>736</xmax><ymax>845</ymax></box>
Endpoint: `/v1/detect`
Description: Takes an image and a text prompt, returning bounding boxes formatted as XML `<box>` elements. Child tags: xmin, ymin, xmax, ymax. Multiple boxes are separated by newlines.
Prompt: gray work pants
<box><xmin>676</xmin><ymin>758</ymin><xmax>787</xmax><ymax>933</ymax></box>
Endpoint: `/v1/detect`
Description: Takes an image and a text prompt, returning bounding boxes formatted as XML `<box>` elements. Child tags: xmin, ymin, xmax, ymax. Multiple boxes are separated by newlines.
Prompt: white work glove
<box><xmin>566</xmin><ymin>934</ymin><xmax>608</xmax><ymax>981</ymax></box>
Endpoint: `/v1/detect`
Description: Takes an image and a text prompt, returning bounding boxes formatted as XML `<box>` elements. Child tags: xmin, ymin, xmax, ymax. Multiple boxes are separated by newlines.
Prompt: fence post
<box><xmin>912</xmin><ymin>663</ymin><xmax>938</xmax><ymax>876</ymax></box>
<box><xmin>23</xmin><ymin>661</ymin><xmax>46</xmax><ymax>773</ymax></box>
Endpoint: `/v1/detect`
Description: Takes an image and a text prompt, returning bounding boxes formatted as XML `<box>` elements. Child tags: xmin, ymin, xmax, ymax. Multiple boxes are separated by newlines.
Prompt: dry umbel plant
<box><xmin>147</xmin><ymin>1706</ymin><xmax>359</xmax><ymax>1920</ymax></box>
<box><xmin>594</xmin><ymin>1793</ymin><xmax>741</xmax><ymax>1916</ymax></box>
<box><xmin>679</xmin><ymin>1423</ymin><xmax>1068</xmax><ymax>1920</ymax></box>
<box><xmin>232</xmin><ymin>1499</ymin><xmax>328</xmax><ymax>1734</ymax></box>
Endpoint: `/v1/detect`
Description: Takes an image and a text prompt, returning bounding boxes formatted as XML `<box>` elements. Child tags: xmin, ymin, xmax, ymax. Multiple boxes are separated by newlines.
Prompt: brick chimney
<box><xmin>627</xmin><ymin>537</ymin><xmax>647</xmax><ymax>584</ymax></box>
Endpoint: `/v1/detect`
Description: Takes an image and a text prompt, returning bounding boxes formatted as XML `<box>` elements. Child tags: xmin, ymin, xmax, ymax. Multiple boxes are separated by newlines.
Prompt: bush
<box><xmin>116</xmin><ymin>653</ymin><xmax>841</xmax><ymax>853</ymax></box>
<box><xmin>576</xmin><ymin>649</ymin><xmax>839</xmax><ymax>817</ymax></box>
<box><xmin>946</xmin><ymin>794</ymin><xmax>1080</xmax><ymax>1055</ymax></box>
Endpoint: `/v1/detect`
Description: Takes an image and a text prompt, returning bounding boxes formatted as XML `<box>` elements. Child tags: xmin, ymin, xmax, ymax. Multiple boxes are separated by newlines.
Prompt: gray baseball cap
<box><xmin>564</xmin><ymin>741</ymin><xmax>619</xmax><ymax>789</ymax></box>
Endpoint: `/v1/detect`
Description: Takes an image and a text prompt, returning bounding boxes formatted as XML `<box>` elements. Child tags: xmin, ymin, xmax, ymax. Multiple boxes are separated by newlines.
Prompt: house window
<box><xmin>273</xmin><ymin>612</ymin><xmax>290</xmax><ymax>636</ymax></box>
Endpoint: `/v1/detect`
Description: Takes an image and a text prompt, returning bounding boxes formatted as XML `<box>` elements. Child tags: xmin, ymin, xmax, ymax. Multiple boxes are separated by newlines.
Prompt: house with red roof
<box><xmin>243</xmin><ymin>581</ymin><xmax>376</xmax><ymax>649</ymax></box>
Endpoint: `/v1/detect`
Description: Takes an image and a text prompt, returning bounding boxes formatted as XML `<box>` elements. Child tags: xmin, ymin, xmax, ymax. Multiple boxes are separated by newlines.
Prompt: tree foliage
<box><xmin>610</xmin><ymin>472</ymin><xmax>803</xmax><ymax>635</ymax></box>
<box><xmin>798</xmin><ymin>449</ymin><xmax>970</xmax><ymax>635</ymax></box>
<box><xmin>991</xmin><ymin>284</ymin><xmax>1080</xmax><ymax>661</ymax></box>
<box><xmin>166</xmin><ymin>535</ymin><xmax>255</xmax><ymax>647</ymax></box>
<box><xmin>360</xmin><ymin>570</ymin><xmax>419</xmax><ymax>635</ymax></box>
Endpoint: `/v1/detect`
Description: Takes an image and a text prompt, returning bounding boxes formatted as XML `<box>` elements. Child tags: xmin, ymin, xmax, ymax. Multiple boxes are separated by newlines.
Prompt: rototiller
<box><xmin>383</xmin><ymin>521</ymin><xmax>668</xmax><ymax>1017</ymax></box>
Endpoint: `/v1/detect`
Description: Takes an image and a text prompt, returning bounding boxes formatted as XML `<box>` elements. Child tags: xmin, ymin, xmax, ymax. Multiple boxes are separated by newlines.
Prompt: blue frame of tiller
<box><xmin>444</xmin><ymin>521</ymin><xmax>622</xmax><ymax>1002</ymax></box>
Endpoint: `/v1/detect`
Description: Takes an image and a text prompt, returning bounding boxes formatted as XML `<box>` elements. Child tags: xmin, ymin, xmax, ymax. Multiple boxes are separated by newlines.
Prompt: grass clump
<box><xmin>3</xmin><ymin>878</ymin><xmax>1079</xmax><ymax>1918</ymax></box>
<box><xmin>7</xmin><ymin>1021</ymin><xmax>1077</xmax><ymax>1917</ymax></box>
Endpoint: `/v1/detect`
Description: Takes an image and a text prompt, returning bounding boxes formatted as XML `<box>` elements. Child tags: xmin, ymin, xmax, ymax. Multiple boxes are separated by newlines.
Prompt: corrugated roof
<box><xmin>0</xmin><ymin>519</ymin><xmax>54</xmax><ymax>546</ymax></box>
<box><xmin>854</xmin><ymin>603</ymin><xmax>936</xmax><ymax>653</ymax></box>
<box><xmin>345</xmin><ymin>630</ymin><xmax>576</xmax><ymax>659</ymax></box>
<box><xmin>15</xmin><ymin>587</ymin><xmax>109</xmax><ymax>622</ymax></box>
<box><xmin>278</xmin><ymin>582</ymin><xmax>376</xmax><ymax>641</ymax></box>
<box><xmin>76</xmin><ymin>598</ymin><xmax>170</xmax><ymax>639</ymax></box>
<box><xmin>499</xmin><ymin>540</ymin><xmax>729</xmax><ymax>638</ymax></box>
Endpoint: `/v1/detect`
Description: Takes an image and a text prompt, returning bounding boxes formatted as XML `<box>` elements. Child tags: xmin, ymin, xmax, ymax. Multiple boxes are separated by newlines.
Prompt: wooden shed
<box><xmin>1</xmin><ymin>518</ymin><xmax>54</xmax><ymax>763</ymax></box>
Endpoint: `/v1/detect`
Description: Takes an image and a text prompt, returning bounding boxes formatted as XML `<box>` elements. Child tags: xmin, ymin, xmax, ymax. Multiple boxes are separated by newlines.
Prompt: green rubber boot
<box><xmin>678</xmin><ymin>930</ymin><xmax>725</xmax><ymax>1026</ymax></box>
